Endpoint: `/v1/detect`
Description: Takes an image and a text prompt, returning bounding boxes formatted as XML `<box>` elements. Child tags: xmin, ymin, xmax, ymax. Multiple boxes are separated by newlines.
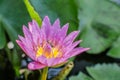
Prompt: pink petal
<box><xmin>28</xmin><ymin>61</ymin><xmax>46</xmax><ymax>70</ymax></box>
<box><xmin>22</xmin><ymin>25</ymin><xmax>35</xmax><ymax>47</ymax></box>
<box><xmin>23</xmin><ymin>25</ymin><xmax>32</xmax><ymax>41</ymax></box>
<box><xmin>71</xmin><ymin>40</ymin><xmax>82</xmax><ymax>49</ymax></box>
<box><xmin>42</xmin><ymin>16</ymin><xmax>51</xmax><ymax>27</ymax></box>
<box><xmin>63</xmin><ymin>31</ymin><xmax>80</xmax><ymax>47</ymax></box>
<box><xmin>28</xmin><ymin>20</ymin><xmax>41</xmax><ymax>45</ymax></box>
<box><xmin>18</xmin><ymin>35</ymin><xmax>34</xmax><ymax>50</ymax></box>
<box><xmin>52</xmin><ymin>19</ymin><xmax>60</xmax><ymax>29</ymax></box>
<box><xmin>41</xmin><ymin>16</ymin><xmax>51</xmax><ymax>38</ymax></box>
<box><xmin>16</xmin><ymin>40</ymin><xmax>27</xmax><ymax>53</ymax></box>
<box><xmin>46</xmin><ymin>58</ymin><xmax>60</xmax><ymax>66</ymax></box>
<box><xmin>28</xmin><ymin>20</ymin><xmax>40</xmax><ymax>33</ymax></box>
<box><xmin>37</xmin><ymin>56</ymin><xmax>61</xmax><ymax>67</ymax></box>
<box><xmin>63</xmin><ymin>40</ymin><xmax>82</xmax><ymax>56</ymax></box>
<box><xmin>52</xmin><ymin>57</ymin><xmax>67</xmax><ymax>66</ymax></box>
<box><xmin>16</xmin><ymin>40</ymin><xmax>35</xmax><ymax>60</ymax></box>
<box><xmin>54</xmin><ymin>23</ymin><xmax>69</xmax><ymax>46</ymax></box>
<box><xmin>43</xmin><ymin>43</ymin><xmax>52</xmax><ymax>55</ymax></box>
<box><xmin>65</xmin><ymin>47</ymin><xmax>90</xmax><ymax>58</ymax></box>
<box><xmin>37</xmin><ymin>56</ymin><xmax>47</xmax><ymax>65</ymax></box>
<box><xmin>60</xmin><ymin>23</ymin><xmax>69</xmax><ymax>38</ymax></box>
<box><xmin>48</xmin><ymin>19</ymin><xmax>61</xmax><ymax>44</ymax></box>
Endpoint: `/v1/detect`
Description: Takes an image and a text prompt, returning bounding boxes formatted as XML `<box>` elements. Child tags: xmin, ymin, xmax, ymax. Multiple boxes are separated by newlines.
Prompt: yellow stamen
<box><xmin>36</xmin><ymin>47</ymin><xmax>43</xmax><ymax>57</ymax></box>
<box><xmin>36</xmin><ymin>46</ymin><xmax>62</xmax><ymax>58</ymax></box>
<box><xmin>52</xmin><ymin>48</ymin><xmax>59</xmax><ymax>57</ymax></box>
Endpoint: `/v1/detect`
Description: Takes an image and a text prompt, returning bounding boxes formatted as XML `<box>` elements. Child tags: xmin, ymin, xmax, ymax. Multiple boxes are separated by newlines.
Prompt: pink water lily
<box><xmin>16</xmin><ymin>16</ymin><xmax>89</xmax><ymax>70</ymax></box>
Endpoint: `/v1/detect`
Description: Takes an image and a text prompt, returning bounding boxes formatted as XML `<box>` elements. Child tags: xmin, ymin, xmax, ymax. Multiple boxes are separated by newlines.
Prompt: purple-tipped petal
<box><xmin>28</xmin><ymin>61</ymin><xmax>46</xmax><ymax>70</ymax></box>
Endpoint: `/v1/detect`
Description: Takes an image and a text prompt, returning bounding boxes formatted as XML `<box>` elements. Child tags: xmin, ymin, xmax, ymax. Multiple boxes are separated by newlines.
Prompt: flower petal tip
<box><xmin>44</xmin><ymin>16</ymin><xmax>50</xmax><ymax>21</ymax></box>
<box><xmin>16</xmin><ymin>40</ymin><xmax>19</xmax><ymax>43</ymax></box>
<box><xmin>85</xmin><ymin>48</ymin><xmax>90</xmax><ymax>51</ymax></box>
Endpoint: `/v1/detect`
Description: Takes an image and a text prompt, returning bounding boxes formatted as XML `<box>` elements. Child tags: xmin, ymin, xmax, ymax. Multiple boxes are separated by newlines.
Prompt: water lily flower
<box><xmin>16</xmin><ymin>16</ymin><xmax>89</xmax><ymax>70</ymax></box>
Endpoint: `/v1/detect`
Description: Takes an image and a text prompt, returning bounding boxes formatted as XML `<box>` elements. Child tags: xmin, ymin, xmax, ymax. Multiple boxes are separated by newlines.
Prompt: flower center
<box><xmin>36</xmin><ymin>46</ymin><xmax>61</xmax><ymax>58</ymax></box>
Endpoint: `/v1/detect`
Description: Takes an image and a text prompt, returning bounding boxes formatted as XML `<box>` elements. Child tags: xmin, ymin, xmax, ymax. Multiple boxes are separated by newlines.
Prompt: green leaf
<box><xmin>29</xmin><ymin>0</ymin><xmax>78</xmax><ymax>33</ymax></box>
<box><xmin>0</xmin><ymin>18</ymin><xmax>6</xmax><ymax>49</ymax></box>
<box><xmin>87</xmin><ymin>63</ymin><xmax>120</xmax><ymax>80</ymax></box>
<box><xmin>0</xmin><ymin>0</ymin><xmax>30</xmax><ymax>44</ymax></box>
<box><xmin>12</xmin><ymin>49</ymin><xmax>21</xmax><ymax>76</ymax></box>
<box><xmin>69</xmin><ymin>72</ymin><xmax>93</xmax><ymax>80</ymax></box>
<box><xmin>5</xmin><ymin>46</ymin><xmax>21</xmax><ymax>76</ymax></box>
<box><xmin>0</xmin><ymin>0</ymin><xmax>30</xmax><ymax>76</ymax></box>
<box><xmin>24</xmin><ymin>0</ymin><xmax>42</xmax><ymax>26</ymax></box>
<box><xmin>76</xmin><ymin>0</ymin><xmax>120</xmax><ymax>54</ymax></box>
<box><xmin>107</xmin><ymin>36</ymin><xmax>120</xmax><ymax>58</ymax></box>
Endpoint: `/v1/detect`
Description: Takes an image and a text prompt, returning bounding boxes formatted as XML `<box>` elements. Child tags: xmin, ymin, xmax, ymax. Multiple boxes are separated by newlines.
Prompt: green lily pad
<box><xmin>70</xmin><ymin>63</ymin><xmax>120</xmax><ymax>80</ymax></box>
<box><xmin>87</xmin><ymin>63</ymin><xmax>120</xmax><ymax>80</ymax></box>
<box><xmin>70</xmin><ymin>72</ymin><xmax>93</xmax><ymax>80</ymax></box>
<box><xmin>76</xmin><ymin>0</ymin><xmax>120</xmax><ymax>54</ymax></box>
<box><xmin>107</xmin><ymin>36</ymin><xmax>120</xmax><ymax>58</ymax></box>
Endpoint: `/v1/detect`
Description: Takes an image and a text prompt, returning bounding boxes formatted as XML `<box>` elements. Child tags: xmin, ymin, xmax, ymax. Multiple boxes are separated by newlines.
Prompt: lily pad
<box><xmin>107</xmin><ymin>36</ymin><xmax>120</xmax><ymax>58</ymax></box>
<box><xmin>70</xmin><ymin>72</ymin><xmax>93</xmax><ymax>80</ymax></box>
<box><xmin>87</xmin><ymin>63</ymin><xmax>120</xmax><ymax>80</ymax></box>
<box><xmin>70</xmin><ymin>63</ymin><xmax>120</xmax><ymax>80</ymax></box>
<box><xmin>76</xmin><ymin>0</ymin><xmax>120</xmax><ymax>54</ymax></box>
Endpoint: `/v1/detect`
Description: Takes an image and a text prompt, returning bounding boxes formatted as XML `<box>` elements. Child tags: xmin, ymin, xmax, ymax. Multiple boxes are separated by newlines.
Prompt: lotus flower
<box><xmin>16</xmin><ymin>16</ymin><xmax>89</xmax><ymax>70</ymax></box>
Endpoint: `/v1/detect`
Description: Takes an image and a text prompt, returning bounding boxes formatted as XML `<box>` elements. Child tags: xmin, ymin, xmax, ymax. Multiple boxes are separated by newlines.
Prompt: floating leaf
<box><xmin>87</xmin><ymin>63</ymin><xmax>120</xmax><ymax>80</ymax></box>
<box><xmin>107</xmin><ymin>36</ymin><xmax>120</xmax><ymax>58</ymax></box>
<box><xmin>70</xmin><ymin>63</ymin><xmax>120</xmax><ymax>80</ymax></box>
<box><xmin>76</xmin><ymin>0</ymin><xmax>120</xmax><ymax>54</ymax></box>
<box><xmin>69</xmin><ymin>72</ymin><xmax>93</xmax><ymax>80</ymax></box>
